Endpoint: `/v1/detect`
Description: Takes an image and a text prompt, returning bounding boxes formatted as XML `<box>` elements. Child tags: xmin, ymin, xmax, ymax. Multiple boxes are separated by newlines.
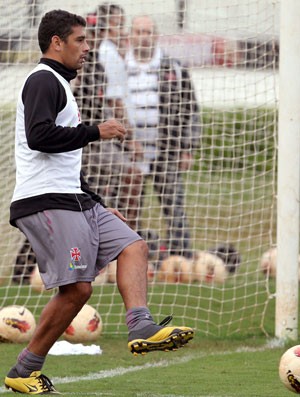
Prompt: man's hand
<box><xmin>107</xmin><ymin>207</ymin><xmax>127</xmax><ymax>222</ymax></box>
<box><xmin>97</xmin><ymin>119</ymin><xmax>126</xmax><ymax>142</ymax></box>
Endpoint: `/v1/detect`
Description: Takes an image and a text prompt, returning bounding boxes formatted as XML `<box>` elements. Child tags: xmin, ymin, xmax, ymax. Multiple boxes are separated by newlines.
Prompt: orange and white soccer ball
<box><xmin>63</xmin><ymin>304</ymin><xmax>102</xmax><ymax>343</ymax></box>
<box><xmin>279</xmin><ymin>345</ymin><xmax>300</xmax><ymax>393</ymax></box>
<box><xmin>0</xmin><ymin>305</ymin><xmax>36</xmax><ymax>343</ymax></box>
<box><xmin>193</xmin><ymin>251</ymin><xmax>227</xmax><ymax>284</ymax></box>
<box><xmin>157</xmin><ymin>255</ymin><xmax>193</xmax><ymax>283</ymax></box>
<box><xmin>260</xmin><ymin>247</ymin><xmax>300</xmax><ymax>279</ymax></box>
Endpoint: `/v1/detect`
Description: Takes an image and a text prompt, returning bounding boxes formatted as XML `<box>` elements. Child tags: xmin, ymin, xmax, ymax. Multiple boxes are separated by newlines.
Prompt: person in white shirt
<box><xmin>88</xmin><ymin>3</ymin><xmax>144</xmax><ymax>230</ymax></box>
<box><xmin>125</xmin><ymin>15</ymin><xmax>201</xmax><ymax>260</ymax></box>
<box><xmin>97</xmin><ymin>3</ymin><xmax>131</xmax><ymax>124</ymax></box>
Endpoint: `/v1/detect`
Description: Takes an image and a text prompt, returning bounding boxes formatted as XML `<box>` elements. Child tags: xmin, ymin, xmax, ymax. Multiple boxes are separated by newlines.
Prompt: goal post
<box><xmin>275</xmin><ymin>0</ymin><xmax>300</xmax><ymax>341</ymax></box>
<box><xmin>1</xmin><ymin>0</ymin><xmax>294</xmax><ymax>340</ymax></box>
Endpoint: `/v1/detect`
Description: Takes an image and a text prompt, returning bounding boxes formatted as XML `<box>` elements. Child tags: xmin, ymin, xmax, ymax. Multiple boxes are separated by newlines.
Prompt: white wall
<box><xmin>0</xmin><ymin>0</ymin><xmax>280</xmax><ymax>36</ymax></box>
<box><xmin>187</xmin><ymin>0</ymin><xmax>280</xmax><ymax>37</ymax></box>
<box><xmin>37</xmin><ymin>0</ymin><xmax>177</xmax><ymax>33</ymax></box>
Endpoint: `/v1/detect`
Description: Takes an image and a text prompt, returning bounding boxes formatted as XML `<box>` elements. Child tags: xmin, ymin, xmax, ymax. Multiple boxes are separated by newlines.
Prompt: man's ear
<box><xmin>51</xmin><ymin>35</ymin><xmax>62</xmax><ymax>51</ymax></box>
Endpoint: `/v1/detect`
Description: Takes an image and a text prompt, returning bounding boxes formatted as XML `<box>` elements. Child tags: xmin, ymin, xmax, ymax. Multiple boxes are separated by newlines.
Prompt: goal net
<box><xmin>0</xmin><ymin>0</ymin><xmax>280</xmax><ymax>338</ymax></box>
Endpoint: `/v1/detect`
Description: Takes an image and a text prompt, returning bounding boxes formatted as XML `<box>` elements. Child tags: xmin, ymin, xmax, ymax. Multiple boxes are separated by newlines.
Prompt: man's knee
<box><xmin>59</xmin><ymin>282</ymin><xmax>93</xmax><ymax>305</ymax></box>
<box><xmin>78</xmin><ymin>282</ymin><xmax>93</xmax><ymax>301</ymax></box>
<box><xmin>121</xmin><ymin>239</ymin><xmax>149</xmax><ymax>261</ymax></box>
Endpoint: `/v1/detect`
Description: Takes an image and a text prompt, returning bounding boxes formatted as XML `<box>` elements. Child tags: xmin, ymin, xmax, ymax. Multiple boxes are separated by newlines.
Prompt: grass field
<box><xmin>0</xmin><ymin>277</ymin><xmax>277</xmax><ymax>339</ymax></box>
<box><xmin>0</xmin><ymin>334</ymin><xmax>296</xmax><ymax>396</ymax></box>
<box><xmin>0</xmin><ymin>103</ymin><xmax>284</xmax><ymax>396</ymax></box>
<box><xmin>0</xmin><ymin>279</ymin><xmax>298</xmax><ymax>397</ymax></box>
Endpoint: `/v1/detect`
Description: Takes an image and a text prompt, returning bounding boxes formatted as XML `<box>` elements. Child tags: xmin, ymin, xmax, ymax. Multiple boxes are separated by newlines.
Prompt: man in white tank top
<box><xmin>4</xmin><ymin>9</ymin><xmax>193</xmax><ymax>395</ymax></box>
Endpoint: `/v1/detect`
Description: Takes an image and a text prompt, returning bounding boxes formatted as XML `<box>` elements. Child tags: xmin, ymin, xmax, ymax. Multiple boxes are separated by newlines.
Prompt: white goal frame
<box><xmin>1</xmin><ymin>0</ymin><xmax>300</xmax><ymax>341</ymax></box>
<box><xmin>276</xmin><ymin>0</ymin><xmax>300</xmax><ymax>340</ymax></box>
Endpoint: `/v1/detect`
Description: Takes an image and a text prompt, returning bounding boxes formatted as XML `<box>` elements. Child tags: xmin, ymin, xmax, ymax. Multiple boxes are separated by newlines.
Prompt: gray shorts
<box><xmin>16</xmin><ymin>204</ymin><xmax>141</xmax><ymax>289</ymax></box>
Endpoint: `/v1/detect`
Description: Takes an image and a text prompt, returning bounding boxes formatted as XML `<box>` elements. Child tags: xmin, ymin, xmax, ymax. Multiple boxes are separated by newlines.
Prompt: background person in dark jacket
<box><xmin>125</xmin><ymin>15</ymin><xmax>201</xmax><ymax>260</ymax></box>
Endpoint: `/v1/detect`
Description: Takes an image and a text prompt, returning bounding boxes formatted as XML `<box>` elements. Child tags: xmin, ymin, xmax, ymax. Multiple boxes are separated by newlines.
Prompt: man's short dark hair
<box><xmin>38</xmin><ymin>9</ymin><xmax>86</xmax><ymax>53</ymax></box>
<box><xmin>97</xmin><ymin>3</ymin><xmax>124</xmax><ymax>32</ymax></box>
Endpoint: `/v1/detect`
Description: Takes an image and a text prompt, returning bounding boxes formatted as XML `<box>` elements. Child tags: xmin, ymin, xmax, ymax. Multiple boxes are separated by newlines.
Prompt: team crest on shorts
<box><xmin>68</xmin><ymin>247</ymin><xmax>87</xmax><ymax>270</ymax></box>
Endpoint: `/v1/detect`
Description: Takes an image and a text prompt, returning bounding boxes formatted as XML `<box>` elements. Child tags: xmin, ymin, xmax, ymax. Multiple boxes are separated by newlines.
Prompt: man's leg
<box><xmin>116</xmin><ymin>239</ymin><xmax>148</xmax><ymax>309</ymax></box>
<box><xmin>153</xmin><ymin>161</ymin><xmax>192</xmax><ymax>258</ymax></box>
<box><xmin>5</xmin><ymin>282</ymin><xmax>92</xmax><ymax>394</ymax></box>
<box><xmin>28</xmin><ymin>282</ymin><xmax>92</xmax><ymax>356</ymax></box>
<box><xmin>117</xmin><ymin>240</ymin><xmax>194</xmax><ymax>355</ymax></box>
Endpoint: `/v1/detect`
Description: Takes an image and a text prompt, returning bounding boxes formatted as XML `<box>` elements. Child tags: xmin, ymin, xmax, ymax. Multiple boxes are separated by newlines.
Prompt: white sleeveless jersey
<box><xmin>12</xmin><ymin>64</ymin><xmax>83</xmax><ymax>202</ymax></box>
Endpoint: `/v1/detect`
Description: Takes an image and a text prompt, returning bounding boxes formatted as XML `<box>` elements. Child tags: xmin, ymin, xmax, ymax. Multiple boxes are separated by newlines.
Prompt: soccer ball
<box><xmin>260</xmin><ymin>247</ymin><xmax>300</xmax><ymax>279</ymax></box>
<box><xmin>157</xmin><ymin>255</ymin><xmax>193</xmax><ymax>283</ymax></box>
<box><xmin>193</xmin><ymin>251</ymin><xmax>227</xmax><ymax>284</ymax></box>
<box><xmin>0</xmin><ymin>305</ymin><xmax>36</xmax><ymax>343</ymax></box>
<box><xmin>279</xmin><ymin>345</ymin><xmax>300</xmax><ymax>393</ymax></box>
<box><xmin>63</xmin><ymin>304</ymin><xmax>102</xmax><ymax>343</ymax></box>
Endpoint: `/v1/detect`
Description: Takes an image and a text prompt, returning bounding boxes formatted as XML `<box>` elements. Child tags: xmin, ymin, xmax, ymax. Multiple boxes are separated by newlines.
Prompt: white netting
<box><xmin>0</xmin><ymin>0</ymin><xmax>279</xmax><ymax>337</ymax></box>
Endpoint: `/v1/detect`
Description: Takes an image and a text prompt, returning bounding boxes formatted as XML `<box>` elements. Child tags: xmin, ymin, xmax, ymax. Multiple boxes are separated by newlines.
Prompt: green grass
<box><xmin>0</xmin><ymin>277</ymin><xmax>278</xmax><ymax>339</ymax></box>
<box><xmin>0</xmin><ymin>106</ymin><xmax>285</xmax><ymax>395</ymax></box>
<box><xmin>0</xmin><ymin>335</ymin><xmax>295</xmax><ymax>396</ymax></box>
